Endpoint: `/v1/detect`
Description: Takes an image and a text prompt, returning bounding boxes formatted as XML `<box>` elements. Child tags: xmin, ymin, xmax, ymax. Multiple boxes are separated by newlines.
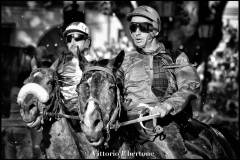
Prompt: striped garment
<box><xmin>55</xmin><ymin>55</ymin><xmax>82</xmax><ymax>112</ymax></box>
<box><xmin>152</xmin><ymin>54</ymin><xmax>169</xmax><ymax>98</ymax></box>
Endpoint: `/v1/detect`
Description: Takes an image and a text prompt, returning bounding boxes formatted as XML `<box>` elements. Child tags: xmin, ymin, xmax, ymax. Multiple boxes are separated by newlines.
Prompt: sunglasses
<box><xmin>66</xmin><ymin>34</ymin><xmax>87</xmax><ymax>43</ymax></box>
<box><xmin>129</xmin><ymin>22</ymin><xmax>154</xmax><ymax>33</ymax></box>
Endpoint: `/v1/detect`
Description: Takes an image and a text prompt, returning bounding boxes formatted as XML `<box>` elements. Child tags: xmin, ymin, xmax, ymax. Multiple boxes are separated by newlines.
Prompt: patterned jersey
<box><xmin>51</xmin><ymin>53</ymin><xmax>82</xmax><ymax>112</ymax></box>
<box><xmin>121</xmin><ymin>44</ymin><xmax>201</xmax><ymax>115</ymax></box>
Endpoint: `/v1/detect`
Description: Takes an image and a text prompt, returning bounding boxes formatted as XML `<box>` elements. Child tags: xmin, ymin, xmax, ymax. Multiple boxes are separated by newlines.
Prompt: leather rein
<box><xmin>79</xmin><ymin>66</ymin><xmax>163</xmax><ymax>134</ymax></box>
<box><xmin>78</xmin><ymin>66</ymin><xmax>122</xmax><ymax>132</ymax></box>
<box><xmin>40</xmin><ymin>66</ymin><xmax>163</xmax><ymax>134</ymax></box>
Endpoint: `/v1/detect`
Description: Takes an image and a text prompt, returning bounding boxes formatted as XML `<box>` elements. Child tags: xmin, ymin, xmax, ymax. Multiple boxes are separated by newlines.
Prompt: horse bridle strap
<box><xmin>84</xmin><ymin>66</ymin><xmax>162</xmax><ymax>133</ymax></box>
<box><xmin>84</xmin><ymin>66</ymin><xmax>116</xmax><ymax>82</ymax></box>
<box><xmin>82</xmin><ymin>66</ymin><xmax>121</xmax><ymax>135</ymax></box>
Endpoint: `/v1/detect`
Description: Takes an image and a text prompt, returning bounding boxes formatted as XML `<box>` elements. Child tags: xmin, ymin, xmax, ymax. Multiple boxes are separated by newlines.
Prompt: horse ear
<box><xmin>77</xmin><ymin>47</ymin><xmax>88</xmax><ymax>71</ymax></box>
<box><xmin>111</xmin><ymin>50</ymin><xmax>125</xmax><ymax>70</ymax></box>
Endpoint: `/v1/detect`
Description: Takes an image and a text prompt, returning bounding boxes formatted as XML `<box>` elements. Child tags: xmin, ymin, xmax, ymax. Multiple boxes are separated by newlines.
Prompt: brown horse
<box><xmin>17</xmin><ymin>67</ymin><xmax>98</xmax><ymax>159</ymax></box>
<box><xmin>76</xmin><ymin>50</ymin><xmax>133</xmax><ymax>159</ymax></box>
<box><xmin>77</xmin><ymin>50</ymin><xmax>237</xmax><ymax>159</ymax></box>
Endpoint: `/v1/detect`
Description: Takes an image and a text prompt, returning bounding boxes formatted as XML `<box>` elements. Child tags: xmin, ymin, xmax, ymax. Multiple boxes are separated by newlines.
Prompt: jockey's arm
<box><xmin>152</xmin><ymin>52</ymin><xmax>201</xmax><ymax>117</ymax></box>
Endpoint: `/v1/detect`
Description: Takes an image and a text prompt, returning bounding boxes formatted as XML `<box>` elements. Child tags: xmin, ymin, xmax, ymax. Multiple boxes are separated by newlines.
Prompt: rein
<box><xmin>79</xmin><ymin>66</ymin><xmax>121</xmax><ymax>129</ymax></box>
<box><xmin>39</xmin><ymin>70</ymin><xmax>83</xmax><ymax>122</ymax></box>
<box><xmin>79</xmin><ymin>66</ymin><xmax>163</xmax><ymax>134</ymax></box>
<box><xmin>39</xmin><ymin>66</ymin><xmax>163</xmax><ymax>134</ymax></box>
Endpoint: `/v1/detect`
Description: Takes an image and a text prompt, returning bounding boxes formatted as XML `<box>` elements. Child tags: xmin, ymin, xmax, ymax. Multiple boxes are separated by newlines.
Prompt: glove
<box><xmin>136</xmin><ymin>103</ymin><xmax>152</xmax><ymax>115</ymax></box>
<box><xmin>150</xmin><ymin>103</ymin><xmax>173</xmax><ymax>118</ymax></box>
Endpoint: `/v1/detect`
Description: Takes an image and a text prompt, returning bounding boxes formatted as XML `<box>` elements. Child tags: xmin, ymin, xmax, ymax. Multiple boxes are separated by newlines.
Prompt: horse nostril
<box><xmin>93</xmin><ymin>119</ymin><xmax>101</xmax><ymax>127</ymax></box>
<box><xmin>28</xmin><ymin>104</ymin><xmax>35</xmax><ymax>111</ymax></box>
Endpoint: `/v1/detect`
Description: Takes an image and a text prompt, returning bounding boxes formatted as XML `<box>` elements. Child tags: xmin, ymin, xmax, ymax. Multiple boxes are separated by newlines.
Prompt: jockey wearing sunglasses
<box><xmin>120</xmin><ymin>5</ymin><xmax>201</xmax><ymax>158</ymax></box>
<box><xmin>63</xmin><ymin>22</ymin><xmax>91</xmax><ymax>58</ymax></box>
<box><xmin>49</xmin><ymin>21</ymin><xmax>92</xmax><ymax>112</ymax></box>
<box><xmin>127</xmin><ymin>5</ymin><xmax>161</xmax><ymax>52</ymax></box>
<box><xmin>20</xmin><ymin>21</ymin><xmax>93</xmax><ymax>132</ymax></box>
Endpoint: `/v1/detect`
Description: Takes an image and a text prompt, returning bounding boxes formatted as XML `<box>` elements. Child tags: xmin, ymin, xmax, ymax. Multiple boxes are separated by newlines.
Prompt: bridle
<box><xmin>37</xmin><ymin>66</ymin><xmax>163</xmax><ymax>136</ymax></box>
<box><xmin>78</xmin><ymin>66</ymin><xmax>164</xmax><ymax>147</ymax></box>
<box><xmin>77</xmin><ymin>66</ymin><xmax>122</xmax><ymax>147</ymax></box>
<box><xmin>30</xmin><ymin>68</ymin><xmax>80</xmax><ymax>122</ymax></box>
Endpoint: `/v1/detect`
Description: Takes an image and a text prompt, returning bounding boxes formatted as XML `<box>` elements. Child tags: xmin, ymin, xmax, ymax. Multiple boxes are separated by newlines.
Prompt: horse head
<box><xmin>77</xmin><ymin>50</ymin><xmax>125</xmax><ymax>147</ymax></box>
<box><xmin>17</xmin><ymin>67</ymin><xmax>58</xmax><ymax>127</ymax></box>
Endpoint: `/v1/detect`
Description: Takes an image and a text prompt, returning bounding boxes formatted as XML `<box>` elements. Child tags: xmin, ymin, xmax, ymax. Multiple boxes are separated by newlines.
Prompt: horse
<box><xmin>17</xmin><ymin>67</ymin><xmax>99</xmax><ymax>159</ymax></box>
<box><xmin>77</xmin><ymin>50</ymin><xmax>237</xmax><ymax>159</ymax></box>
<box><xmin>76</xmin><ymin>50</ymin><xmax>134</xmax><ymax>159</ymax></box>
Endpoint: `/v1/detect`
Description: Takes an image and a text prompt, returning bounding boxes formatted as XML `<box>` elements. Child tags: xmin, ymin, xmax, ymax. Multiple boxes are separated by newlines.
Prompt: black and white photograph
<box><xmin>1</xmin><ymin>1</ymin><xmax>239</xmax><ymax>159</ymax></box>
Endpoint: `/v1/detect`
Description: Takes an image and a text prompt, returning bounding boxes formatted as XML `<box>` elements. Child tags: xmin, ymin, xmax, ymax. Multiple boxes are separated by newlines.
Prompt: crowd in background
<box><xmin>195</xmin><ymin>21</ymin><xmax>239</xmax><ymax>141</ymax></box>
<box><xmin>1</xmin><ymin>2</ymin><xmax>239</xmax><ymax>158</ymax></box>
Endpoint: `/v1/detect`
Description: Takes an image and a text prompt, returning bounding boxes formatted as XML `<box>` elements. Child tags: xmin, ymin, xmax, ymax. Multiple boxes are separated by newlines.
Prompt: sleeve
<box><xmin>118</xmin><ymin>51</ymin><xmax>135</xmax><ymax>108</ymax></box>
<box><xmin>163</xmin><ymin>52</ymin><xmax>201</xmax><ymax>115</ymax></box>
<box><xmin>118</xmin><ymin>51</ymin><xmax>130</xmax><ymax>94</ymax></box>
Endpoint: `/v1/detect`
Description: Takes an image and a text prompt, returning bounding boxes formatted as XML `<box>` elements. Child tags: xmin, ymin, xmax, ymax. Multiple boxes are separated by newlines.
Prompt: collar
<box><xmin>136</xmin><ymin>42</ymin><xmax>166</xmax><ymax>56</ymax></box>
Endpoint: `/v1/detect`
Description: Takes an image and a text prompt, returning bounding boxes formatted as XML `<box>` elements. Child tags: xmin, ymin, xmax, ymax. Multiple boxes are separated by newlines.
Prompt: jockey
<box><xmin>23</xmin><ymin>21</ymin><xmax>92</xmax><ymax>130</ymax></box>
<box><xmin>120</xmin><ymin>5</ymin><xmax>201</xmax><ymax>158</ymax></box>
<box><xmin>51</xmin><ymin>21</ymin><xmax>91</xmax><ymax>112</ymax></box>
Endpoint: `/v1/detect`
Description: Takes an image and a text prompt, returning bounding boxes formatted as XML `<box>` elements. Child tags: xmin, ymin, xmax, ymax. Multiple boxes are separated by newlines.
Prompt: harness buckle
<box><xmin>154</xmin><ymin>125</ymin><xmax>163</xmax><ymax>134</ymax></box>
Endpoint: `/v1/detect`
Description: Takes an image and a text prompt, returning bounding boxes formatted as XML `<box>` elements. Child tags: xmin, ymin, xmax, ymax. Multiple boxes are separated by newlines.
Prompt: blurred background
<box><xmin>0</xmin><ymin>1</ymin><xmax>239</xmax><ymax>159</ymax></box>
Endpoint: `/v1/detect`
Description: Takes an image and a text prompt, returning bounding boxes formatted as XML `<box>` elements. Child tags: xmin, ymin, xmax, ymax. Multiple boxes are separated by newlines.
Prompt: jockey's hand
<box><xmin>150</xmin><ymin>103</ymin><xmax>173</xmax><ymax>118</ymax></box>
<box><xmin>136</xmin><ymin>103</ymin><xmax>152</xmax><ymax>115</ymax></box>
<box><xmin>122</xmin><ymin>98</ymin><xmax>132</xmax><ymax>109</ymax></box>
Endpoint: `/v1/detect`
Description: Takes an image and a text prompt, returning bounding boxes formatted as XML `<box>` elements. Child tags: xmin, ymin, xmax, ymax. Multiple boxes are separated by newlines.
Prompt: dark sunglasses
<box><xmin>66</xmin><ymin>34</ymin><xmax>87</xmax><ymax>43</ymax></box>
<box><xmin>129</xmin><ymin>22</ymin><xmax>154</xmax><ymax>33</ymax></box>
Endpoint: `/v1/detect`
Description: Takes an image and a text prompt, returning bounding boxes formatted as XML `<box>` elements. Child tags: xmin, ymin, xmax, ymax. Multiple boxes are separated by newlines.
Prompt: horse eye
<box><xmin>109</xmin><ymin>85</ymin><xmax>115</xmax><ymax>90</ymax></box>
<box><xmin>85</xmin><ymin>84</ymin><xmax>90</xmax><ymax>90</ymax></box>
<box><xmin>47</xmin><ymin>80</ymin><xmax>53</xmax><ymax>86</ymax></box>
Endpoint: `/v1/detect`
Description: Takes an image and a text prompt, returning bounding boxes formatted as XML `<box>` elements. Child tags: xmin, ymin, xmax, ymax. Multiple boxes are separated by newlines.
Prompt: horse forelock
<box><xmin>79</xmin><ymin>65</ymin><xmax>118</xmax><ymax>122</ymax></box>
<box><xmin>81</xmin><ymin>71</ymin><xmax>115</xmax><ymax>106</ymax></box>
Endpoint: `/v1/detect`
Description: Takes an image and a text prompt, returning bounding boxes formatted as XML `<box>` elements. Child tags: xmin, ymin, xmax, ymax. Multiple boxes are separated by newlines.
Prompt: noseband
<box><xmin>30</xmin><ymin>68</ymin><xmax>80</xmax><ymax>122</ymax></box>
<box><xmin>77</xmin><ymin>66</ymin><xmax>122</xmax><ymax>147</ymax></box>
<box><xmin>79</xmin><ymin>66</ymin><xmax>121</xmax><ymax>124</ymax></box>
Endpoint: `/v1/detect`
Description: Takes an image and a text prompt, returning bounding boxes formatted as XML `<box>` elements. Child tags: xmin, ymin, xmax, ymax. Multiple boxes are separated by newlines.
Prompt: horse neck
<box><xmin>50</xmin><ymin>80</ymin><xmax>63</xmax><ymax>113</ymax></box>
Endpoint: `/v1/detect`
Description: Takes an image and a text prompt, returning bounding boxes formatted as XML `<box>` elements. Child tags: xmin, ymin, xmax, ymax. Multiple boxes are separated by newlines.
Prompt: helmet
<box><xmin>63</xmin><ymin>22</ymin><xmax>89</xmax><ymax>37</ymax></box>
<box><xmin>127</xmin><ymin>5</ymin><xmax>161</xmax><ymax>32</ymax></box>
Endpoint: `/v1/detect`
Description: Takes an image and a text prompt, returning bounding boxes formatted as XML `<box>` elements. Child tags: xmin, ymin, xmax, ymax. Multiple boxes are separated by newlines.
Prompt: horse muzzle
<box><xmin>81</xmin><ymin>120</ymin><xmax>105</xmax><ymax>146</ymax></box>
<box><xmin>17</xmin><ymin>83</ymin><xmax>49</xmax><ymax>123</ymax></box>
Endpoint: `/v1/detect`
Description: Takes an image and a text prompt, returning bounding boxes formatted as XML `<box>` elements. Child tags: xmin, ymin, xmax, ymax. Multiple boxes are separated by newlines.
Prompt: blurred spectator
<box><xmin>196</xmin><ymin>22</ymin><xmax>239</xmax><ymax>141</ymax></box>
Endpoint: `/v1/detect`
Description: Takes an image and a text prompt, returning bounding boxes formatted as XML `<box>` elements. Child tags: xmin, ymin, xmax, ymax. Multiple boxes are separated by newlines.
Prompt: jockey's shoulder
<box><xmin>162</xmin><ymin>50</ymin><xmax>197</xmax><ymax>71</ymax></box>
<box><xmin>175</xmin><ymin>51</ymin><xmax>191</xmax><ymax>65</ymax></box>
<box><xmin>121</xmin><ymin>50</ymin><xmax>139</xmax><ymax>68</ymax></box>
<box><xmin>124</xmin><ymin>50</ymin><xmax>139</xmax><ymax>58</ymax></box>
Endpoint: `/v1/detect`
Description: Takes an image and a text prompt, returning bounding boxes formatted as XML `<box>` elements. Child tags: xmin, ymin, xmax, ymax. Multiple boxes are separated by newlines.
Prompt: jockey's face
<box><xmin>66</xmin><ymin>32</ymin><xmax>88</xmax><ymax>57</ymax></box>
<box><xmin>130</xmin><ymin>16</ymin><xmax>155</xmax><ymax>50</ymax></box>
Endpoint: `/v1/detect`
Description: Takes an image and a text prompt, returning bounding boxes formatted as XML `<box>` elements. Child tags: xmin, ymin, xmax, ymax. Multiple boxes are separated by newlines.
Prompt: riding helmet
<box><xmin>63</xmin><ymin>22</ymin><xmax>89</xmax><ymax>37</ymax></box>
<box><xmin>127</xmin><ymin>5</ymin><xmax>161</xmax><ymax>32</ymax></box>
